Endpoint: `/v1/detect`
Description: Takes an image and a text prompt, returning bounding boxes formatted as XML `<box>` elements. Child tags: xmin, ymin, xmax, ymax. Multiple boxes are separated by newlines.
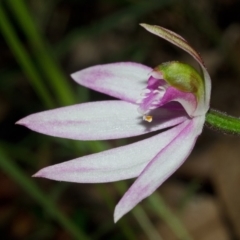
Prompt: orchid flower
<box><xmin>17</xmin><ymin>24</ymin><xmax>211</xmax><ymax>222</ymax></box>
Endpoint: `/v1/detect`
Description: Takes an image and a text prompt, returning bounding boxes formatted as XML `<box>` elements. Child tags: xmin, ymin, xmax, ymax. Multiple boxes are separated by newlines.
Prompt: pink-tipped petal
<box><xmin>114</xmin><ymin>115</ymin><xmax>205</xmax><ymax>222</ymax></box>
<box><xmin>140</xmin><ymin>24</ymin><xmax>211</xmax><ymax>115</ymax></box>
<box><xmin>71</xmin><ymin>62</ymin><xmax>152</xmax><ymax>103</ymax></box>
<box><xmin>16</xmin><ymin>101</ymin><xmax>188</xmax><ymax>140</ymax></box>
<box><xmin>33</xmin><ymin>119</ymin><xmax>189</xmax><ymax>183</ymax></box>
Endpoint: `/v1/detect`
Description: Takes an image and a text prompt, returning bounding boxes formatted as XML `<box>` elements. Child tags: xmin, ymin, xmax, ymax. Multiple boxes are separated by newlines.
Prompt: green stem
<box><xmin>206</xmin><ymin>109</ymin><xmax>240</xmax><ymax>135</ymax></box>
<box><xmin>0</xmin><ymin>146</ymin><xmax>90</xmax><ymax>240</ymax></box>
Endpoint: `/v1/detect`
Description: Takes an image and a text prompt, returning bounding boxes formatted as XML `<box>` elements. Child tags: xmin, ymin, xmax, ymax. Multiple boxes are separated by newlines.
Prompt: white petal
<box><xmin>114</xmin><ymin>115</ymin><xmax>205</xmax><ymax>222</ymax></box>
<box><xmin>17</xmin><ymin>101</ymin><xmax>188</xmax><ymax>140</ymax></box>
<box><xmin>71</xmin><ymin>62</ymin><xmax>152</xmax><ymax>103</ymax></box>
<box><xmin>33</xmin><ymin>120</ymin><xmax>190</xmax><ymax>183</ymax></box>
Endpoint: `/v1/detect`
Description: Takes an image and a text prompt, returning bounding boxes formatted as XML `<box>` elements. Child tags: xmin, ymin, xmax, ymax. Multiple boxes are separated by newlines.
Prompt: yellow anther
<box><xmin>143</xmin><ymin>115</ymin><xmax>153</xmax><ymax>122</ymax></box>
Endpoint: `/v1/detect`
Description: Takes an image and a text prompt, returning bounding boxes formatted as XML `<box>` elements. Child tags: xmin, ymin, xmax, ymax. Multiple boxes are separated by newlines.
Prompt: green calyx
<box><xmin>154</xmin><ymin>61</ymin><xmax>204</xmax><ymax>99</ymax></box>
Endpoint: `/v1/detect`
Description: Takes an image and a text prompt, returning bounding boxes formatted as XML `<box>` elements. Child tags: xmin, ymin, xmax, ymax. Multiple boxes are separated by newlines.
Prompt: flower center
<box><xmin>136</xmin><ymin>61</ymin><xmax>203</xmax><ymax>121</ymax></box>
<box><xmin>136</xmin><ymin>73</ymin><xmax>168</xmax><ymax>122</ymax></box>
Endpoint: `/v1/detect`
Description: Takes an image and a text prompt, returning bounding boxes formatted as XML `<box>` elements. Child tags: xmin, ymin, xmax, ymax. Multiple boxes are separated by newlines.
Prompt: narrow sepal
<box><xmin>114</xmin><ymin>116</ymin><xmax>205</xmax><ymax>222</ymax></box>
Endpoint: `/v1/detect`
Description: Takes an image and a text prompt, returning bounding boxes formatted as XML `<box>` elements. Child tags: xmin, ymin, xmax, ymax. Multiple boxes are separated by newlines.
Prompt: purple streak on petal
<box><xmin>147</xmin><ymin>76</ymin><xmax>165</xmax><ymax>89</ymax></box>
<box><xmin>114</xmin><ymin>115</ymin><xmax>205</xmax><ymax>222</ymax></box>
<box><xmin>160</xmin><ymin>86</ymin><xmax>197</xmax><ymax>117</ymax></box>
<box><xmin>71</xmin><ymin>62</ymin><xmax>152</xmax><ymax>103</ymax></box>
<box><xmin>33</xmin><ymin>119</ymin><xmax>189</xmax><ymax>183</ymax></box>
<box><xmin>137</xmin><ymin>77</ymin><xmax>166</xmax><ymax>114</ymax></box>
<box><xmin>16</xmin><ymin>100</ymin><xmax>188</xmax><ymax>140</ymax></box>
<box><xmin>137</xmin><ymin>80</ymin><xmax>197</xmax><ymax>117</ymax></box>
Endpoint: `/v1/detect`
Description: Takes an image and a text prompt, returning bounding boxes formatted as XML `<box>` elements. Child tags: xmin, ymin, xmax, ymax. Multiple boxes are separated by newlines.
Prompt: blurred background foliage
<box><xmin>0</xmin><ymin>0</ymin><xmax>240</xmax><ymax>239</ymax></box>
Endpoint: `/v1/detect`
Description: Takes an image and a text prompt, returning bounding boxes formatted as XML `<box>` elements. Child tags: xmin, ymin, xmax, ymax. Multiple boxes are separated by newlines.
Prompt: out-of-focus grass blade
<box><xmin>132</xmin><ymin>206</ymin><xmax>163</xmax><ymax>240</ymax></box>
<box><xmin>148</xmin><ymin>193</ymin><xmax>193</xmax><ymax>240</ymax></box>
<box><xmin>55</xmin><ymin>0</ymin><xmax>177</xmax><ymax>57</ymax></box>
<box><xmin>97</xmin><ymin>184</ymin><xmax>136</xmax><ymax>240</ymax></box>
<box><xmin>0</xmin><ymin>141</ymin><xmax>37</xmax><ymax>167</ymax></box>
<box><xmin>6</xmin><ymin>0</ymin><xmax>76</xmax><ymax>106</ymax></box>
<box><xmin>115</xmin><ymin>182</ymin><xmax>163</xmax><ymax>240</ymax></box>
<box><xmin>0</xmin><ymin>4</ymin><xmax>54</xmax><ymax>108</ymax></box>
<box><xmin>0</xmin><ymin>145</ymin><xmax>90</xmax><ymax>240</ymax></box>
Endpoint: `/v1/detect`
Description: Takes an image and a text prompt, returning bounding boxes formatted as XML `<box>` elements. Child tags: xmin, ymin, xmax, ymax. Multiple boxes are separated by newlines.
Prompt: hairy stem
<box><xmin>205</xmin><ymin>109</ymin><xmax>240</xmax><ymax>135</ymax></box>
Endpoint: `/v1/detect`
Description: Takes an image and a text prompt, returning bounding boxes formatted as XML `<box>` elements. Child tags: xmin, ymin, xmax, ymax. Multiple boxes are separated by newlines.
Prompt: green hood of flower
<box><xmin>154</xmin><ymin>61</ymin><xmax>204</xmax><ymax>100</ymax></box>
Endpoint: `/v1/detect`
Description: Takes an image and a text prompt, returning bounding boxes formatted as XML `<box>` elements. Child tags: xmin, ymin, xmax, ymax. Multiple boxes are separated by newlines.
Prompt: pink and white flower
<box><xmin>17</xmin><ymin>24</ymin><xmax>211</xmax><ymax>222</ymax></box>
